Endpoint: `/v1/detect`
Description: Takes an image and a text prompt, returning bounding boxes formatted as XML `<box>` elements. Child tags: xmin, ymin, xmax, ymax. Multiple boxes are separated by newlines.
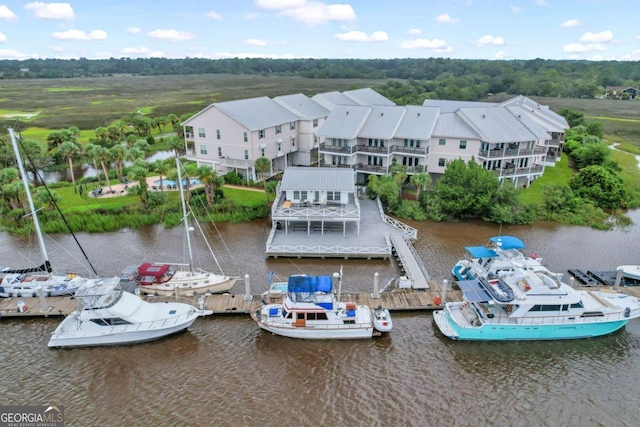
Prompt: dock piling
<box><xmin>569</xmin><ymin>276</ymin><xmax>575</xmax><ymax>288</ymax></box>
<box><xmin>372</xmin><ymin>272</ymin><xmax>380</xmax><ymax>299</ymax></box>
<box><xmin>614</xmin><ymin>268</ymin><xmax>623</xmax><ymax>289</ymax></box>
<box><xmin>441</xmin><ymin>279</ymin><xmax>448</xmax><ymax>304</ymax></box>
<box><xmin>244</xmin><ymin>274</ymin><xmax>253</xmax><ymax>301</ymax></box>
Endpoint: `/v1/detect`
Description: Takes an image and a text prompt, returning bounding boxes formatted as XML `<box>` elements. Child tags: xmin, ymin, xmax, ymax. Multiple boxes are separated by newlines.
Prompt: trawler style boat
<box><xmin>48</xmin><ymin>277</ymin><xmax>211</xmax><ymax>347</ymax></box>
<box><xmin>136</xmin><ymin>154</ymin><xmax>237</xmax><ymax>296</ymax></box>
<box><xmin>251</xmin><ymin>273</ymin><xmax>392</xmax><ymax>339</ymax></box>
<box><xmin>434</xmin><ymin>265</ymin><xmax>640</xmax><ymax>341</ymax></box>
<box><xmin>1</xmin><ymin>129</ymin><xmax>91</xmax><ymax>298</ymax></box>
<box><xmin>451</xmin><ymin>236</ymin><xmax>547</xmax><ymax>281</ymax></box>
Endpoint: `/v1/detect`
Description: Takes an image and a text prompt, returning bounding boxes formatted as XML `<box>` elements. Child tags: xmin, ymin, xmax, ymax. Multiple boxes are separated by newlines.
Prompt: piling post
<box><xmin>37</xmin><ymin>286</ymin><xmax>48</xmax><ymax>312</ymax></box>
<box><xmin>614</xmin><ymin>268</ymin><xmax>623</xmax><ymax>289</ymax></box>
<box><xmin>441</xmin><ymin>279</ymin><xmax>448</xmax><ymax>304</ymax></box>
<box><xmin>174</xmin><ymin>285</ymin><xmax>179</xmax><ymax>301</ymax></box>
<box><xmin>569</xmin><ymin>276</ymin><xmax>575</xmax><ymax>288</ymax></box>
<box><xmin>371</xmin><ymin>272</ymin><xmax>380</xmax><ymax>299</ymax></box>
<box><xmin>244</xmin><ymin>274</ymin><xmax>253</xmax><ymax>301</ymax></box>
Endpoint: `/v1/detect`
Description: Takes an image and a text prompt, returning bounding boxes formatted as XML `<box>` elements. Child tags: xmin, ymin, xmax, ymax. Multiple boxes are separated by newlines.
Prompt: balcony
<box><xmin>355</xmin><ymin>145</ymin><xmax>391</xmax><ymax>155</ymax></box>
<box><xmin>220</xmin><ymin>157</ymin><xmax>252</xmax><ymax>169</ymax></box>
<box><xmin>546</xmin><ymin>139</ymin><xmax>560</xmax><ymax>147</ymax></box>
<box><xmin>405</xmin><ymin>164</ymin><xmax>425</xmax><ymax>174</ymax></box>
<box><xmin>492</xmin><ymin>164</ymin><xmax>544</xmax><ymax>177</ymax></box>
<box><xmin>355</xmin><ymin>163</ymin><xmax>388</xmax><ymax>174</ymax></box>
<box><xmin>319</xmin><ymin>143</ymin><xmax>356</xmax><ymax>154</ymax></box>
<box><xmin>479</xmin><ymin>147</ymin><xmax>548</xmax><ymax>158</ymax></box>
<box><xmin>392</xmin><ymin>145</ymin><xmax>428</xmax><ymax>155</ymax></box>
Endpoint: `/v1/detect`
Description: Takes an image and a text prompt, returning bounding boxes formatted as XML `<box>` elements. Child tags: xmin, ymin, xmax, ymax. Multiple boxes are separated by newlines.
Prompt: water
<box><xmin>153</xmin><ymin>178</ymin><xmax>202</xmax><ymax>187</ymax></box>
<box><xmin>2</xmin><ymin>213</ymin><xmax>640</xmax><ymax>426</ymax></box>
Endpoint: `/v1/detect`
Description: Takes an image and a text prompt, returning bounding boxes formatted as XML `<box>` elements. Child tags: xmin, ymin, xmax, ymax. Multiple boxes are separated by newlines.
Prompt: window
<box><xmin>459</xmin><ymin>140</ymin><xmax>467</xmax><ymax>149</ymax></box>
<box><xmin>199</xmin><ymin>145</ymin><xmax>207</xmax><ymax>155</ymax></box>
<box><xmin>327</xmin><ymin>191</ymin><xmax>336</xmax><ymax>201</ymax></box>
<box><xmin>218</xmin><ymin>147</ymin><xmax>222</xmax><ymax>157</ymax></box>
<box><xmin>216</xmin><ymin>129</ymin><xmax>221</xmax><ymax>140</ymax></box>
<box><xmin>313</xmin><ymin>119</ymin><xmax>318</xmax><ymax>127</ymax></box>
<box><xmin>259</xmin><ymin>129</ymin><xmax>265</xmax><ymax>139</ymax></box>
<box><xmin>439</xmin><ymin>138</ymin><xmax>446</xmax><ymax>146</ymax></box>
<box><xmin>277</xmin><ymin>142</ymin><xmax>282</xmax><ymax>151</ymax></box>
<box><xmin>275</xmin><ymin>125</ymin><xmax>281</xmax><ymax>134</ymax></box>
<box><xmin>438</xmin><ymin>158</ymin><xmax>446</xmax><ymax>167</ymax></box>
<box><xmin>301</xmin><ymin>191</ymin><xmax>307</xmax><ymax>201</ymax></box>
<box><xmin>290</xmin><ymin>122</ymin><xmax>296</xmax><ymax>130</ymax></box>
<box><xmin>261</xmin><ymin>148</ymin><xmax>265</xmax><ymax>157</ymax></box>
<box><xmin>244</xmin><ymin>149</ymin><xmax>249</xmax><ymax>160</ymax></box>
<box><xmin>293</xmin><ymin>190</ymin><xmax>300</xmax><ymax>200</ymax></box>
<box><xmin>243</xmin><ymin>132</ymin><xmax>248</xmax><ymax>142</ymax></box>
<box><xmin>198</xmin><ymin>127</ymin><xmax>206</xmax><ymax>138</ymax></box>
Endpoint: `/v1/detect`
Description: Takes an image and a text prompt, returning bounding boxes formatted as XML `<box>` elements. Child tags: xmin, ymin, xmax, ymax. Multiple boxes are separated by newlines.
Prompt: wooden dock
<box><xmin>390</xmin><ymin>234</ymin><xmax>430</xmax><ymax>289</ymax></box>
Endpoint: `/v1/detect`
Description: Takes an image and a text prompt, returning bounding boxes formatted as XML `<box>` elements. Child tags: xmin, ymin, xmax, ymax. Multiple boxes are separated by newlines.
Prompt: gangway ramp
<box><xmin>390</xmin><ymin>234</ymin><xmax>430</xmax><ymax>289</ymax></box>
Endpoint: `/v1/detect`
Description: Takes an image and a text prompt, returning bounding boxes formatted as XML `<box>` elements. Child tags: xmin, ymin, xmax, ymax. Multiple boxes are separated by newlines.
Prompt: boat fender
<box><xmin>625</xmin><ymin>307</ymin><xmax>631</xmax><ymax>318</ymax></box>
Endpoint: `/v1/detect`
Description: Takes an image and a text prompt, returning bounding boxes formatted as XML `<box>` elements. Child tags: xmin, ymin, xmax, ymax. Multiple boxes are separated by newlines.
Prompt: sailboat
<box><xmin>0</xmin><ymin>128</ymin><xmax>91</xmax><ymax>298</ymax></box>
<box><xmin>136</xmin><ymin>154</ymin><xmax>238</xmax><ymax>296</ymax></box>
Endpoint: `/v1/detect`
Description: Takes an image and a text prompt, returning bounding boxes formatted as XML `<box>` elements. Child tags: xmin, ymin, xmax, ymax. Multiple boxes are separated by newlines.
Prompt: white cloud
<box><xmin>407</xmin><ymin>28</ymin><xmax>421</xmax><ymax>35</ymax></box>
<box><xmin>400</xmin><ymin>38</ymin><xmax>453</xmax><ymax>53</ymax></box>
<box><xmin>579</xmin><ymin>30</ymin><xmax>613</xmax><ymax>43</ymax></box>
<box><xmin>436</xmin><ymin>14</ymin><xmax>459</xmax><ymax>24</ymax></box>
<box><xmin>510</xmin><ymin>6</ymin><xmax>523</xmax><ymax>14</ymax></box>
<box><xmin>121</xmin><ymin>47</ymin><xmax>151</xmax><ymax>54</ymax></box>
<box><xmin>210</xmin><ymin>51</ymin><xmax>298</xmax><ymax>59</ymax></box>
<box><xmin>24</xmin><ymin>2</ymin><xmax>75</xmax><ymax>20</ymax></box>
<box><xmin>536</xmin><ymin>0</ymin><xmax>548</xmax><ymax>5</ymax></box>
<box><xmin>0</xmin><ymin>48</ymin><xmax>38</xmax><ymax>59</ymax></box>
<box><xmin>52</xmin><ymin>29</ymin><xmax>107</xmax><ymax>41</ymax></box>
<box><xmin>207</xmin><ymin>11</ymin><xmax>222</xmax><ymax>20</ymax></box>
<box><xmin>0</xmin><ymin>5</ymin><xmax>18</xmax><ymax>21</ymax></box>
<box><xmin>495</xmin><ymin>51</ymin><xmax>506</xmax><ymax>59</ymax></box>
<box><xmin>335</xmin><ymin>30</ymin><xmax>388</xmax><ymax>42</ymax></box>
<box><xmin>126</xmin><ymin>27</ymin><xmax>141</xmax><ymax>34</ymax></box>
<box><xmin>563</xmin><ymin>43</ymin><xmax>606</xmax><ymax>53</ymax></box>
<box><xmin>0</xmin><ymin>32</ymin><xmax>6</xmax><ymax>42</ymax></box>
<box><xmin>637</xmin><ymin>35</ymin><xmax>640</xmax><ymax>41</ymax></box>
<box><xmin>475</xmin><ymin>35</ymin><xmax>505</xmax><ymax>46</ymax></box>
<box><xmin>618</xmin><ymin>50</ymin><xmax>640</xmax><ymax>61</ymax></box>
<box><xmin>255</xmin><ymin>0</ymin><xmax>356</xmax><ymax>26</ymax></box>
<box><xmin>244</xmin><ymin>38</ymin><xmax>268</xmax><ymax>46</ymax></box>
<box><xmin>147</xmin><ymin>29</ymin><xmax>195</xmax><ymax>42</ymax></box>
<box><xmin>245</xmin><ymin>12</ymin><xmax>261</xmax><ymax>19</ymax></box>
<box><xmin>561</xmin><ymin>19</ymin><xmax>580</xmax><ymax>28</ymax></box>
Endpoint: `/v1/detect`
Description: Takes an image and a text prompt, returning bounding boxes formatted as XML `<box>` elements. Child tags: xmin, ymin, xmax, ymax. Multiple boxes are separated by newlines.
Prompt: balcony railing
<box><xmin>356</xmin><ymin>145</ymin><xmax>390</xmax><ymax>154</ymax></box>
<box><xmin>546</xmin><ymin>139</ymin><xmax>560</xmax><ymax>147</ymax></box>
<box><xmin>319</xmin><ymin>143</ymin><xmax>356</xmax><ymax>154</ymax></box>
<box><xmin>220</xmin><ymin>157</ymin><xmax>251</xmax><ymax>168</ymax></box>
<box><xmin>355</xmin><ymin>163</ymin><xmax>388</xmax><ymax>174</ymax></box>
<box><xmin>405</xmin><ymin>164</ymin><xmax>425</xmax><ymax>174</ymax></box>
<box><xmin>392</xmin><ymin>145</ymin><xmax>428</xmax><ymax>155</ymax></box>
<box><xmin>492</xmin><ymin>165</ymin><xmax>544</xmax><ymax>177</ymax></box>
<box><xmin>479</xmin><ymin>147</ymin><xmax>548</xmax><ymax>158</ymax></box>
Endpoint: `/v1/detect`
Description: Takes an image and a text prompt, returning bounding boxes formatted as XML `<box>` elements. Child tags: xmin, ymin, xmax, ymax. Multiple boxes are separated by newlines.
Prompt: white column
<box><xmin>371</xmin><ymin>272</ymin><xmax>380</xmax><ymax>299</ymax></box>
<box><xmin>441</xmin><ymin>279</ymin><xmax>448</xmax><ymax>304</ymax></box>
<box><xmin>244</xmin><ymin>274</ymin><xmax>253</xmax><ymax>300</ymax></box>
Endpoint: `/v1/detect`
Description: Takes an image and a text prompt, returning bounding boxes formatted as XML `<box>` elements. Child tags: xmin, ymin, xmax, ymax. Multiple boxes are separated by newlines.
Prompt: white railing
<box><xmin>265</xmin><ymin>243</ymin><xmax>391</xmax><ymax>257</ymax></box>
<box><xmin>271</xmin><ymin>206</ymin><xmax>360</xmax><ymax>219</ymax></box>
<box><xmin>404</xmin><ymin>236</ymin><xmax>431</xmax><ymax>282</ymax></box>
<box><xmin>221</xmin><ymin>157</ymin><xmax>251</xmax><ymax>168</ymax></box>
<box><xmin>261</xmin><ymin>318</ymin><xmax>373</xmax><ymax>330</ymax></box>
<box><xmin>103</xmin><ymin>309</ymin><xmax>198</xmax><ymax>334</ymax></box>
<box><xmin>467</xmin><ymin>306</ymin><xmax>640</xmax><ymax>326</ymax></box>
<box><xmin>376</xmin><ymin>198</ymin><xmax>417</xmax><ymax>239</ymax></box>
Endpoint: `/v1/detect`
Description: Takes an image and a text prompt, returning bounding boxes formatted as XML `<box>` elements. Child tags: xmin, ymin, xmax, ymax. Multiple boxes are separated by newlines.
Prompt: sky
<box><xmin>0</xmin><ymin>0</ymin><xmax>639</xmax><ymax>61</ymax></box>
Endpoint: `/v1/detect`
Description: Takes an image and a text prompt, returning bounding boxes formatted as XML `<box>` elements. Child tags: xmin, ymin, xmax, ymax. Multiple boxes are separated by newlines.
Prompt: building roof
<box><xmin>432</xmin><ymin>112</ymin><xmax>481</xmax><ymax>139</ymax></box>
<box><xmin>343</xmin><ymin>88</ymin><xmax>395</xmax><ymax>106</ymax></box>
<box><xmin>273</xmin><ymin>93</ymin><xmax>330</xmax><ymax>120</ymax></box>
<box><xmin>394</xmin><ymin>106</ymin><xmax>440</xmax><ymax>139</ymax></box>
<box><xmin>280</xmin><ymin>167</ymin><xmax>355</xmax><ymax>192</ymax></box>
<box><xmin>458</xmin><ymin>107</ymin><xmax>544</xmax><ymax>143</ymax></box>
<box><xmin>311</xmin><ymin>91</ymin><xmax>361</xmax><ymax>110</ymax></box>
<box><xmin>358</xmin><ymin>106</ymin><xmax>406</xmax><ymax>139</ymax></box>
<box><xmin>315</xmin><ymin>105</ymin><xmax>371</xmax><ymax>139</ymax></box>
<box><xmin>422</xmin><ymin>99</ymin><xmax>497</xmax><ymax>113</ymax></box>
<box><xmin>499</xmin><ymin>95</ymin><xmax>569</xmax><ymax>129</ymax></box>
<box><xmin>196</xmin><ymin>96</ymin><xmax>299</xmax><ymax>131</ymax></box>
<box><xmin>506</xmin><ymin>106</ymin><xmax>554</xmax><ymax>139</ymax></box>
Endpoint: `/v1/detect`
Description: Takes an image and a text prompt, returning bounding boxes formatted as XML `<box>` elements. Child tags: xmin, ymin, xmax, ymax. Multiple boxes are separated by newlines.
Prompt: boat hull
<box><xmin>433</xmin><ymin>309</ymin><xmax>629</xmax><ymax>341</ymax></box>
<box><xmin>138</xmin><ymin>277</ymin><xmax>236</xmax><ymax>296</ymax></box>
<box><xmin>250</xmin><ymin>309</ymin><xmax>374</xmax><ymax>339</ymax></box>
<box><xmin>47</xmin><ymin>312</ymin><xmax>199</xmax><ymax>348</ymax></box>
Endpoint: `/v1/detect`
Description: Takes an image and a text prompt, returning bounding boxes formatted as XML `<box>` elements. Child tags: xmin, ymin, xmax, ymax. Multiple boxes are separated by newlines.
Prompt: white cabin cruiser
<box><xmin>251</xmin><ymin>274</ymin><xmax>392</xmax><ymax>339</ymax></box>
<box><xmin>48</xmin><ymin>277</ymin><xmax>211</xmax><ymax>347</ymax></box>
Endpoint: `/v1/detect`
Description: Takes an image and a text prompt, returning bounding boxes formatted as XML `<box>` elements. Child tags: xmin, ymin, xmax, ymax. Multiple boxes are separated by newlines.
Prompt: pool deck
<box><xmin>88</xmin><ymin>176</ymin><xmax>204</xmax><ymax>198</ymax></box>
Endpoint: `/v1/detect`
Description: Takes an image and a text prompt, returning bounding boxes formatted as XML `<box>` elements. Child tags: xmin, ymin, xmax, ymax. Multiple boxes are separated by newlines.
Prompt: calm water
<box><xmin>2</xmin><ymin>212</ymin><xmax>640</xmax><ymax>426</ymax></box>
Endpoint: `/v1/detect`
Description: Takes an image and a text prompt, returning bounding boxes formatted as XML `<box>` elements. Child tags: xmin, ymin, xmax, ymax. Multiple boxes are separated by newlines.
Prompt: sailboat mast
<box><xmin>8</xmin><ymin>128</ymin><xmax>51</xmax><ymax>271</ymax></box>
<box><xmin>175</xmin><ymin>153</ymin><xmax>194</xmax><ymax>272</ymax></box>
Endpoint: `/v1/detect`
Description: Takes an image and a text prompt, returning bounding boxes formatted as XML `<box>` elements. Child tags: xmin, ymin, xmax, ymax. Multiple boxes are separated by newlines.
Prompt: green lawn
<box><xmin>519</xmin><ymin>153</ymin><xmax>574</xmax><ymax>205</ymax></box>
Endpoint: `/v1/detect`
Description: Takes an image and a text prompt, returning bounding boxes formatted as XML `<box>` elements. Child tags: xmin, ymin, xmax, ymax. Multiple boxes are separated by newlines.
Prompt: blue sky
<box><xmin>0</xmin><ymin>0</ymin><xmax>639</xmax><ymax>61</ymax></box>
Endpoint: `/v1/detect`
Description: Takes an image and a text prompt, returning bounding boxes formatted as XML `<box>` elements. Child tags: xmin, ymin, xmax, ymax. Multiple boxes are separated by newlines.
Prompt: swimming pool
<box><xmin>153</xmin><ymin>178</ymin><xmax>201</xmax><ymax>187</ymax></box>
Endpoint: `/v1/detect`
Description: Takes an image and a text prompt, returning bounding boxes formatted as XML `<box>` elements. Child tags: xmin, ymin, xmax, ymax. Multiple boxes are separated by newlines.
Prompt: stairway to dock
<box><xmin>389</xmin><ymin>234</ymin><xmax>430</xmax><ymax>289</ymax></box>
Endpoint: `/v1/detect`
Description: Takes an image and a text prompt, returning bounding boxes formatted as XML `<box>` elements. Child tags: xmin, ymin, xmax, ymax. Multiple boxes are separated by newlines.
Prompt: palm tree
<box><xmin>197</xmin><ymin>165</ymin><xmax>224</xmax><ymax>206</ymax></box>
<box><xmin>254</xmin><ymin>156</ymin><xmax>271</xmax><ymax>204</ymax></box>
<box><xmin>56</xmin><ymin>140</ymin><xmax>82</xmax><ymax>193</ymax></box>
<box><xmin>84</xmin><ymin>143</ymin><xmax>104</xmax><ymax>186</ymax></box>
<box><xmin>127</xmin><ymin>160</ymin><xmax>149</xmax><ymax>207</ymax></box>
<box><xmin>95</xmin><ymin>146</ymin><xmax>114</xmax><ymax>193</ymax></box>
<box><xmin>410</xmin><ymin>172</ymin><xmax>432</xmax><ymax>200</ymax></box>
<box><xmin>110</xmin><ymin>145</ymin><xmax>128</xmax><ymax>182</ymax></box>
<box><xmin>152</xmin><ymin>158</ymin><xmax>172</xmax><ymax>191</ymax></box>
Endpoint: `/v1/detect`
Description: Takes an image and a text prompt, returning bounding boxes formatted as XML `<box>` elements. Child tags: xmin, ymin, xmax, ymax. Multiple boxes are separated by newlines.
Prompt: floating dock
<box><xmin>569</xmin><ymin>269</ymin><xmax>640</xmax><ymax>287</ymax></box>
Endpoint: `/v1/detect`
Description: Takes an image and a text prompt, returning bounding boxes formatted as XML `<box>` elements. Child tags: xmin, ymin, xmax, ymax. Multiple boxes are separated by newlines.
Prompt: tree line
<box><xmin>2</xmin><ymin>57</ymin><xmax>639</xmax><ymax>100</ymax></box>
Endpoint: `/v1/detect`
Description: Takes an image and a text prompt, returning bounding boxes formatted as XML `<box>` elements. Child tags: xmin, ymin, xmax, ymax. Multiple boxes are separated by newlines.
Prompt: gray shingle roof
<box><xmin>214</xmin><ymin>96</ymin><xmax>299</xmax><ymax>131</ymax></box>
<box><xmin>273</xmin><ymin>93</ymin><xmax>330</xmax><ymax>119</ymax></box>
<box><xmin>422</xmin><ymin>99</ymin><xmax>497</xmax><ymax>112</ymax></box>
<box><xmin>458</xmin><ymin>107</ymin><xmax>543</xmax><ymax>143</ymax></box>
<box><xmin>316</xmin><ymin>105</ymin><xmax>371</xmax><ymax>139</ymax></box>
<box><xmin>359</xmin><ymin>106</ymin><xmax>406</xmax><ymax>139</ymax></box>
<box><xmin>344</xmin><ymin>88</ymin><xmax>395</xmax><ymax>106</ymax></box>
<box><xmin>432</xmin><ymin>112</ymin><xmax>481</xmax><ymax>139</ymax></box>
<box><xmin>280</xmin><ymin>167</ymin><xmax>355</xmax><ymax>191</ymax></box>
<box><xmin>395</xmin><ymin>106</ymin><xmax>440</xmax><ymax>139</ymax></box>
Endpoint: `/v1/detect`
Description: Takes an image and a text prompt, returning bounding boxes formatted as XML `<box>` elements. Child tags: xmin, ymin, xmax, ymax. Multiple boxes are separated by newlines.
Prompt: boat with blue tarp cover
<box><xmin>434</xmin><ymin>263</ymin><xmax>640</xmax><ymax>341</ymax></box>
<box><xmin>251</xmin><ymin>271</ymin><xmax>392</xmax><ymax>339</ymax></box>
<box><xmin>451</xmin><ymin>235</ymin><xmax>545</xmax><ymax>282</ymax></box>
